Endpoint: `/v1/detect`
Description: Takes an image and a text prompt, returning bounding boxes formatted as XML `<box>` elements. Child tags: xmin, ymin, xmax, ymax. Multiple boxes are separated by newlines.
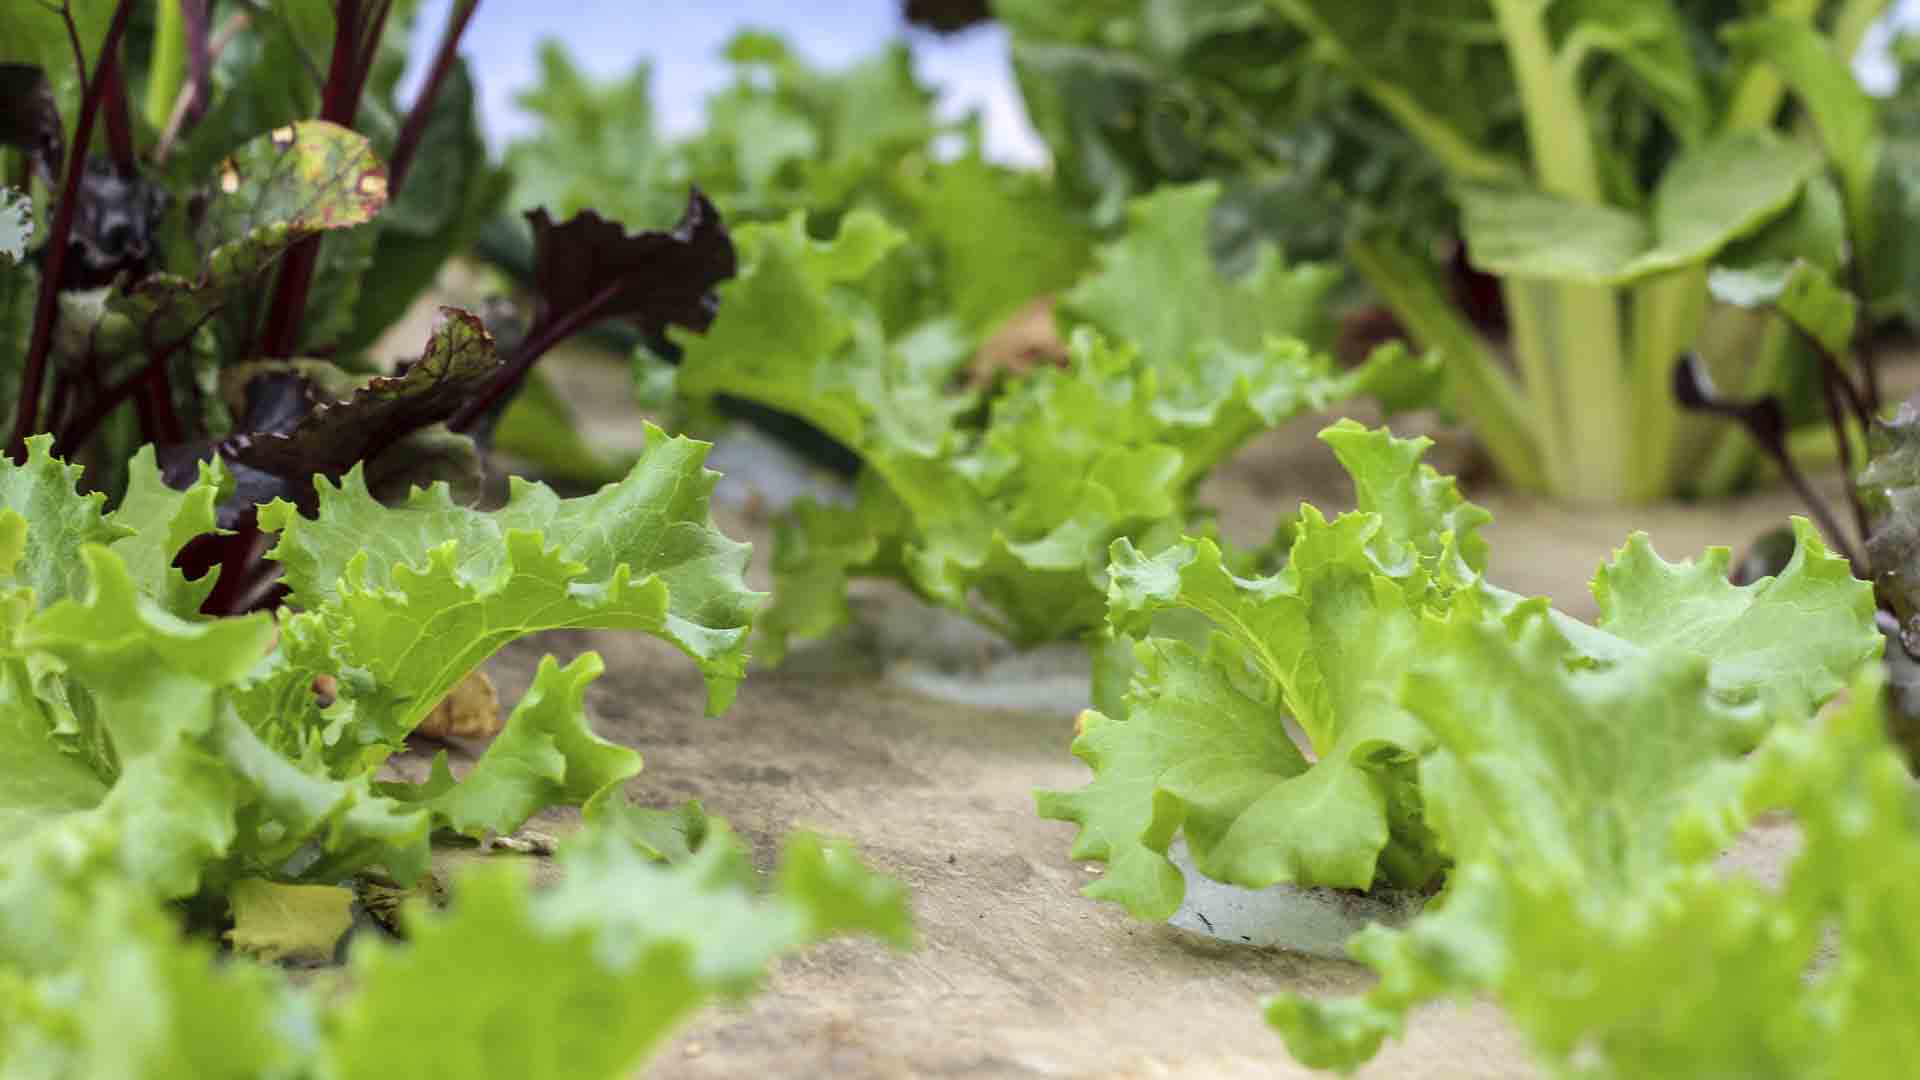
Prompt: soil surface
<box><xmin>375</xmin><ymin>284</ymin><xmax>1868</xmax><ymax>1077</ymax></box>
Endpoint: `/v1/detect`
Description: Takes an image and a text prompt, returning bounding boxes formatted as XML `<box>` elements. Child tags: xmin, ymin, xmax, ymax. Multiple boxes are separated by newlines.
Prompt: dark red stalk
<box><xmin>258</xmin><ymin>0</ymin><xmax>395</xmax><ymax>358</ymax></box>
<box><xmin>181</xmin><ymin>0</ymin><xmax>213</xmax><ymax>132</ymax></box>
<box><xmin>138</xmin><ymin>357</ymin><xmax>183</xmax><ymax>445</ymax></box>
<box><xmin>446</xmin><ymin>280</ymin><xmax>626</xmax><ymax>433</ymax></box>
<box><xmin>53</xmin><ymin>2</ymin><xmax>90</xmax><ymax>90</ymax></box>
<box><xmin>192</xmin><ymin>522</ymin><xmax>284</xmax><ymax>617</ymax></box>
<box><xmin>8</xmin><ymin>0</ymin><xmax>138</xmax><ymax>463</ymax></box>
<box><xmin>1815</xmin><ymin>359</ymin><xmax>1869</xmax><ymax>545</ymax></box>
<box><xmin>1848</xmin><ymin>259</ymin><xmax>1883</xmax><ymax>414</ymax></box>
<box><xmin>342</xmin><ymin>0</ymin><xmax>396</xmax><ymax>120</ymax></box>
<box><xmin>130</xmin><ymin>368</ymin><xmax>158</xmax><ymax>438</ymax></box>
<box><xmin>388</xmin><ymin>0</ymin><xmax>479</xmax><ymax>194</ymax></box>
<box><xmin>54</xmin><ymin>351</ymin><xmax>164</xmax><ymax>455</ymax></box>
<box><xmin>97</xmin><ymin>48</ymin><xmax>136</xmax><ymax>176</ymax></box>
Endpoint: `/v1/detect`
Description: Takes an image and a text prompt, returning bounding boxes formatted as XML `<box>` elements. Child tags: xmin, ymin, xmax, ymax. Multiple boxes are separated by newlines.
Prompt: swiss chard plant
<box><xmin>1003</xmin><ymin>0</ymin><xmax>1909</xmax><ymax>504</ymax></box>
<box><xmin>1273</xmin><ymin>0</ymin><xmax>1918</xmax><ymax>503</ymax></box>
<box><xmin>993</xmin><ymin>0</ymin><xmax>1455</xmax><ymax>274</ymax></box>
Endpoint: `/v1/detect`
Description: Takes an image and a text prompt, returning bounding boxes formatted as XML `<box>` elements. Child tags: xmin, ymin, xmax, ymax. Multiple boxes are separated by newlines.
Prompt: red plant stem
<box><xmin>447</xmin><ymin>281</ymin><xmax>626</xmax><ymax>433</ymax></box>
<box><xmin>46</xmin><ymin>370</ymin><xmax>73</xmax><ymax>436</ymax></box>
<box><xmin>8</xmin><ymin>0</ymin><xmax>137</xmax><ymax>463</ymax></box>
<box><xmin>344</xmin><ymin>0</ymin><xmax>396</xmax><ymax>120</ymax></box>
<box><xmin>54</xmin><ymin>347</ymin><xmax>169</xmax><ymax>455</ymax></box>
<box><xmin>139</xmin><ymin>355</ymin><xmax>183</xmax><ymax>445</ymax></box>
<box><xmin>131</xmin><ymin>368</ymin><xmax>158</xmax><ymax>438</ymax></box>
<box><xmin>181</xmin><ymin>0</ymin><xmax>213</xmax><ymax>132</ymax></box>
<box><xmin>1816</xmin><ymin>360</ymin><xmax>1869</xmax><ymax>546</ymax></box>
<box><xmin>196</xmin><ymin>522</ymin><xmax>277</xmax><ymax>617</ymax></box>
<box><xmin>388</xmin><ymin>0</ymin><xmax>479</xmax><ymax>195</ymax></box>
<box><xmin>258</xmin><ymin>0</ymin><xmax>392</xmax><ymax>359</ymax></box>
<box><xmin>98</xmin><ymin>48</ymin><xmax>136</xmax><ymax>176</ymax></box>
<box><xmin>318</xmin><ymin>0</ymin><xmax>366</xmax><ymax>124</ymax></box>
<box><xmin>53</xmin><ymin>2</ymin><xmax>90</xmax><ymax>90</ymax></box>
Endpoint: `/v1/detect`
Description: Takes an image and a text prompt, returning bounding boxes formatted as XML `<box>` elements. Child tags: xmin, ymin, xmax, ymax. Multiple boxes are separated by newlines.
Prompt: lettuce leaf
<box><xmin>676</xmin><ymin>185</ymin><xmax>1432</xmax><ymax>658</ymax></box>
<box><xmin>0</xmin><ymin>810</ymin><xmax>909</xmax><ymax>1080</ymax></box>
<box><xmin>1040</xmin><ymin>422</ymin><xmax>1877</xmax><ymax>918</ymax></box>
<box><xmin>250</xmin><ymin>419</ymin><xmax>760</xmax><ymax>761</ymax></box>
<box><xmin>1059</xmin><ymin>180</ymin><xmax>1340</xmax><ymax>356</ymax></box>
<box><xmin>0</xmin><ymin>425</ymin><xmax>908</xmax><ymax>1077</ymax></box>
<box><xmin>1268</xmin><ymin>640</ymin><xmax>1908</xmax><ymax>1076</ymax></box>
<box><xmin>0</xmin><ymin>429</ymin><xmax>760</xmax><ymax>963</ymax></box>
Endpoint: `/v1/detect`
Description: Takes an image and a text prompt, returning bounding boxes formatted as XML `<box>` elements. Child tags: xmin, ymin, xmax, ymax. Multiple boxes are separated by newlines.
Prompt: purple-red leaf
<box><xmin>526</xmin><ymin>188</ymin><xmax>735</xmax><ymax>338</ymax></box>
<box><xmin>229</xmin><ymin>307</ymin><xmax>499</xmax><ymax>479</ymax></box>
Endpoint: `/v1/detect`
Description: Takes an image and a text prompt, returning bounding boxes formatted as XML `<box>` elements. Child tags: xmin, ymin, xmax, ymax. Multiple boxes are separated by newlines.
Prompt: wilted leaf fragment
<box><xmin>225</xmin><ymin>879</ymin><xmax>355</xmax><ymax>965</ymax></box>
<box><xmin>413</xmin><ymin>668</ymin><xmax>502</xmax><ymax>740</ymax></box>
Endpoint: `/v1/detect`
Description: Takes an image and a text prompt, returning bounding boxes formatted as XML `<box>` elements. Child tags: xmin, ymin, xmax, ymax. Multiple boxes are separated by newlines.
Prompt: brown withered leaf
<box><xmin>413</xmin><ymin>668</ymin><xmax>502</xmax><ymax>740</ymax></box>
<box><xmin>965</xmin><ymin>294</ymin><xmax>1067</xmax><ymax>389</ymax></box>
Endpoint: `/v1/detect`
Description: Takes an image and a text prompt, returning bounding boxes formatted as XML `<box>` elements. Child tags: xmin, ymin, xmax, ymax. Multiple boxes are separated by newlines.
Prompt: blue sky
<box><xmin>405</xmin><ymin>0</ymin><xmax>1047</xmax><ymax>164</ymax></box>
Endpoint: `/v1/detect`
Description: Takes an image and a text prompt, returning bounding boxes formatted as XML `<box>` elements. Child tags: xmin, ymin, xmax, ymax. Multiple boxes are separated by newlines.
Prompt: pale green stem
<box><xmin>1347</xmin><ymin>234</ymin><xmax>1547</xmax><ymax>492</ymax></box>
<box><xmin>1625</xmin><ymin>269</ymin><xmax>1709</xmax><ymax>500</ymax></box>
<box><xmin>1491</xmin><ymin>0</ymin><xmax>1631</xmax><ymax>501</ymax></box>
<box><xmin>1498</xmin><ymin>277</ymin><xmax>1568</xmax><ymax>493</ymax></box>
<box><xmin>144</xmin><ymin>0</ymin><xmax>187</xmax><ymax>132</ymax></box>
<box><xmin>1490</xmin><ymin>0</ymin><xmax>1604</xmax><ymax>202</ymax></box>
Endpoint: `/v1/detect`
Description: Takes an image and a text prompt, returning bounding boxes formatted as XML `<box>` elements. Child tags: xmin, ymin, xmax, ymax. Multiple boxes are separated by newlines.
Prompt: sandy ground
<box><xmin>375</xmin><ymin>285</ymin><xmax>1858</xmax><ymax>1078</ymax></box>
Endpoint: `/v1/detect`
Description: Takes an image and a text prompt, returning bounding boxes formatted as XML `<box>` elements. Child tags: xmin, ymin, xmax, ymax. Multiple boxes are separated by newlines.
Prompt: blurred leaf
<box><xmin>113</xmin><ymin>122</ymin><xmax>388</xmax><ymax>353</ymax></box>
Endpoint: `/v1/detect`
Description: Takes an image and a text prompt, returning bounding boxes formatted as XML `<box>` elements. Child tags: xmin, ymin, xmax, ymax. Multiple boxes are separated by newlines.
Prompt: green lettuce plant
<box><xmin>668</xmin><ymin>182</ymin><xmax>1436</xmax><ymax>661</ymax></box>
<box><xmin>1270</xmin><ymin>638</ymin><xmax>1912</xmax><ymax>1075</ymax></box>
<box><xmin>1042</xmin><ymin>422</ymin><xmax>1877</xmax><ymax>911</ymax></box>
<box><xmin>1039</xmin><ymin>421</ymin><xmax>1906</xmax><ymax>1075</ymax></box>
<box><xmin>0</xmin><ymin>431</ymin><xmax>909</xmax><ymax>1078</ymax></box>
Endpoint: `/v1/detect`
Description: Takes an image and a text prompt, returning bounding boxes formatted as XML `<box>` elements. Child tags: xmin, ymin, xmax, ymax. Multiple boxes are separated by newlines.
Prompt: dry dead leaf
<box><xmin>414</xmin><ymin>669</ymin><xmax>501</xmax><ymax>739</ymax></box>
<box><xmin>965</xmin><ymin>294</ymin><xmax>1067</xmax><ymax>389</ymax></box>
